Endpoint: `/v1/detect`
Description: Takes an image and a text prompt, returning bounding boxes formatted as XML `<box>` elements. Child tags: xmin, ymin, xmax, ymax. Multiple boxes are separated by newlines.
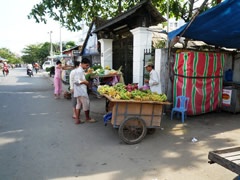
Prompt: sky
<box><xmin>0</xmin><ymin>0</ymin><xmax>210</xmax><ymax>56</ymax></box>
<box><xmin>0</xmin><ymin>0</ymin><xmax>84</xmax><ymax>56</ymax></box>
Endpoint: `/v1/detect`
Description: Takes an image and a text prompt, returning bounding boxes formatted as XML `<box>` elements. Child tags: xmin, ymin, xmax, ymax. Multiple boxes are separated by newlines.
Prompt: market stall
<box><xmin>61</xmin><ymin>56</ymin><xmax>74</xmax><ymax>84</ymax></box>
<box><xmin>173</xmin><ymin>51</ymin><xmax>225</xmax><ymax>115</ymax></box>
<box><xmin>86</xmin><ymin>65</ymin><xmax>123</xmax><ymax>96</ymax></box>
<box><xmin>168</xmin><ymin>0</ymin><xmax>240</xmax><ymax>115</ymax></box>
<box><xmin>98</xmin><ymin>84</ymin><xmax>170</xmax><ymax>144</ymax></box>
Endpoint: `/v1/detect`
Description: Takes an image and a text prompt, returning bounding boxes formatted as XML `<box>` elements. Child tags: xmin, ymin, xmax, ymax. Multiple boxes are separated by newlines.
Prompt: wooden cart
<box><xmin>208</xmin><ymin>146</ymin><xmax>240</xmax><ymax>178</ymax></box>
<box><xmin>103</xmin><ymin>94</ymin><xmax>171</xmax><ymax>144</ymax></box>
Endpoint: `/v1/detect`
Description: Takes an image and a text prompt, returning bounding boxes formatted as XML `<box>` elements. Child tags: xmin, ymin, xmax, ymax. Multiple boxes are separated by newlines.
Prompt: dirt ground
<box><xmin>52</xmin><ymin>72</ymin><xmax>240</xmax><ymax>180</ymax></box>
<box><xmin>2</xmin><ymin>70</ymin><xmax>238</xmax><ymax>180</ymax></box>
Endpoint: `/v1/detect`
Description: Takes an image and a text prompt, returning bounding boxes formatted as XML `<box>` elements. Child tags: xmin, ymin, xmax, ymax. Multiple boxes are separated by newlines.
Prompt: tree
<box><xmin>28</xmin><ymin>0</ymin><xmax>217</xmax><ymax>31</ymax></box>
<box><xmin>63</xmin><ymin>41</ymin><xmax>76</xmax><ymax>50</ymax></box>
<box><xmin>0</xmin><ymin>48</ymin><xmax>22</xmax><ymax>64</ymax></box>
<box><xmin>22</xmin><ymin>43</ymin><xmax>50</xmax><ymax>65</ymax></box>
<box><xmin>21</xmin><ymin>41</ymin><xmax>76</xmax><ymax>65</ymax></box>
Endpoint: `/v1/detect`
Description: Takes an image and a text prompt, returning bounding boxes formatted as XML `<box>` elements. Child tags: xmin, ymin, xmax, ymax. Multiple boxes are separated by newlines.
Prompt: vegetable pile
<box><xmin>85</xmin><ymin>65</ymin><xmax>121</xmax><ymax>80</ymax></box>
<box><xmin>97</xmin><ymin>83</ymin><xmax>167</xmax><ymax>102</ymax></box>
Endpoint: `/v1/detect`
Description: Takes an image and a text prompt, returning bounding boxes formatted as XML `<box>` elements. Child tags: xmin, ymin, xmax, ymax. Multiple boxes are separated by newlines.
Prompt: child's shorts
<box><xmin>76</xmin><ymin>96</ymin><xmax>90</xmax><ymax>111</ymax></box>
<box><xmin>72</xmin><ymin>93</ymin><xmax>77</xmax><ymax>108</ymax></box>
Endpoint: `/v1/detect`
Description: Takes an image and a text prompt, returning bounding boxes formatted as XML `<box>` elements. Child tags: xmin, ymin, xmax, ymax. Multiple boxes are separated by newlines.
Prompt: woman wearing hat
<box><xmin>144</xmin><ymin>62</ymin><xmax>162</xmax><ymax>94</ymax></box>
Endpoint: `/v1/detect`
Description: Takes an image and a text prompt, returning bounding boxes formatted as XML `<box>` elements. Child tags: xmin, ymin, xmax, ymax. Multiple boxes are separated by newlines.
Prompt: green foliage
<box><xmin>85</xmin><ymin>72</ymin><xmax>97</xmax><ymax>81</ymax></box>
<box><xmin>154</xmin><ymin>40</ymin><xmax>166</xmax><ymax>49</ymax></box>
<box><xmin>64</xmin><ymin>41</ymin><xmax>76</xmax><ymax>50</ymax></box>
<box><xmin>91</xmin><ymin>65</ymin><xmax>102</xmax><ymax>71</ymax></box>
<box><xmin>22</xmin><ymin>43</ymin><xmax>48</xmax><ymax>64</ymax></box>
<box><xmin>28</xmin><ymin>0</ymin><xmax>217</xmax><ymax>31</ymax></box>
<box><xmin>0</xmin><ymin>48</ymin><xmax>22</xmax><ymax>64</ymax></box>
<box><xmin>46</xmin><ymin>67</ymin><xmax>51</xmax><ymax>72</ymax></box>
<box><xmin>21</xmin><ymin>40</ymin><xmax>76</xmax><ymax>65</ymax></box>
<box><xmin>144</xmin><ymin>73</ymin><xmax>150</xmax><ymax>80</ymax></box>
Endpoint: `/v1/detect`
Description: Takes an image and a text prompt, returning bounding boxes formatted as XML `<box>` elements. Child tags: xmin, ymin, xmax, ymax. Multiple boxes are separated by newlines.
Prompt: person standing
<box><xmin>54</xmin><ymin>60</ymin><xmax>63</xmax><ymax>99</ymax></box>
<box><xmin>34</xmin><ymin>63</ymin><xmax>39</xmax><ymax>74</ymax></box>
<box><xmin>69</xmin><ymin>61</ymin><xmax>80</xmax><ymax>120</ymax></box>
<box><xmin>144</xmin><ymin>62</ymin><xmax>162</xmax><ymax>94</ymax></box>
<box><xmin>74</xmin><ymin>58</ymin><xmax>96</xmax><ymax>124</ymax></box>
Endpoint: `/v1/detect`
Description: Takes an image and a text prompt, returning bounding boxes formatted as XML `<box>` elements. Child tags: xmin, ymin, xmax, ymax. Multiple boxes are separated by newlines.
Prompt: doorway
<box><xmin>113</xmin><ymin>36</ymin><xmax>133</xmax><ymax>84</ymax></box>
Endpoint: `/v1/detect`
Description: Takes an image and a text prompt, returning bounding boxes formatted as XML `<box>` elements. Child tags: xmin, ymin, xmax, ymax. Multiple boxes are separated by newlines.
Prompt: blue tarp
<box><xmin>168</xmin><ymin>0</ymin><xmax>240</xmax><ymax>49</ymax></box>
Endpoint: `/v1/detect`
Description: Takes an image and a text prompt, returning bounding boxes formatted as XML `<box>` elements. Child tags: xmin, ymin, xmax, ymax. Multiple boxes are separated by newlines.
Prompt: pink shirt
<box><xmin>54</xmin><ymin>67</ymin><xmax>62</xmax><ymax>79</ymax></box>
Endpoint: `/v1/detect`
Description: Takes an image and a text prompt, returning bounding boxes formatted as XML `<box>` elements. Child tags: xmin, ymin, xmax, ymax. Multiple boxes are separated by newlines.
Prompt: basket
<box><xmin>64</xmin><ymin>92</ymin><xmax>72</xmax><ymax>99</ymax></box>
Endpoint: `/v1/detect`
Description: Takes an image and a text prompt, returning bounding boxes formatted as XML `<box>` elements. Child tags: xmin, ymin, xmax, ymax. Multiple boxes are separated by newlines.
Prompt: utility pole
<box><xmin>166</xmin><ymin>0</ymin><xmax>169</xmax><ymax>48</ymax></box>
<box><xmin>60</xmin><ymin>25</ymin><xmax>62</xmax><ymax>56</ymax></box>
<box><xmin>48</xmin><ymin>31</ymin><xmax>53</xmax><ymax>65</ymax></box>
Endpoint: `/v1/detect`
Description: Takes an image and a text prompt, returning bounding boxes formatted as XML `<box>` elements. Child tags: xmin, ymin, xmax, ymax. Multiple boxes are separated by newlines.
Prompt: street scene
<box><xmin>0</xmin><ymin>68</ymin><xmax>239</xmax><ymax>180</ymax></box>
<box><xmin>1</xmin><ymin>0</ymin><xmax>240</xmax><ymax>179</ymax></box>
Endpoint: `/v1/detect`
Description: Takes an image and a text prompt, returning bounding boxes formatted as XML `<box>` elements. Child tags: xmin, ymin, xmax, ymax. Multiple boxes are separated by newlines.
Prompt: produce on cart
<box><xmin>85</xmin><ymin>65</ymin><xmax>121</xmax><ymax>81</ymax></box>
<box><xmin>97</xmin><ymin>83</ymin><xmax>167</xmax><ymax>102</ymax></box>
<box><xmin>86</xmin><ymin>66</ymin><xmax>123</xmax><ymax>97</ymax></box>
<box><xmin>98</xmin><ymin>83</ymin><xmax>171</xmax><ymax>144</ymax></box>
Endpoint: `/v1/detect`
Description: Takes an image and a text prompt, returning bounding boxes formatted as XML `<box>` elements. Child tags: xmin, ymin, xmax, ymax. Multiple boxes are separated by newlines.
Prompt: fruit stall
<box><xmin>98</xmin><ymin>83</ymin><xmax>171</xmax><ymax>144</ymax></box>
<box><xmin>85</xmin><ymin>65</ymin><xmax>123</xmax><ymax>96</ymax></box>
<box><xmin>61</xmin><ymin>64</ymin><xmax>75</xmax><ymax>84</ymax></box>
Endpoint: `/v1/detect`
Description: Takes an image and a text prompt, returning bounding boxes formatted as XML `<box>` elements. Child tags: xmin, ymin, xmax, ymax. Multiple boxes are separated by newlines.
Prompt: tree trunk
<box><xmin>217</xmin><ymin>0</ymin><xmax>221</xmax><ymax>4</ymax></box>
<box><xmin>118</xmin><ymin>0</ymin><xmax>122</xmax><ymax>14</ymax></box>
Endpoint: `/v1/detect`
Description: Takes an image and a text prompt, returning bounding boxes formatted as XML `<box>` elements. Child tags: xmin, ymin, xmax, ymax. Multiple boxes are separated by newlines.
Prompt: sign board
<box><xmin>73</xmin><ymin>50</ymin><xmax>80</xmax><ymax>56</ymax></box>
<box><xmin>83</xmin><ymin>24</ymin><xmax>99</xmax><ymax>56</ymax></box>
<box><xmin>222</xmin><ymin>89</ymin><xmax>232</xmax><ymax>106</ymax></box>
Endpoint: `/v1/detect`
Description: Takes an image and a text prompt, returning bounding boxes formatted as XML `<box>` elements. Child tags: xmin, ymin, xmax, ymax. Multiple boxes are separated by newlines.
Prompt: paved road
<box><xmin>0</xmin><ymin>68</ymin><xmax>239</xmax><ymax>180</ymax></box>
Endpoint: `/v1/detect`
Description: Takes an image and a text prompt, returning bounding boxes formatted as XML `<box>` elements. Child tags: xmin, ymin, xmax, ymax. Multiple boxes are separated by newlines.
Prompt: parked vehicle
<box><xmin>42</xmin><ymin>60</ymin><xmax>54</xmax><ymax>70</ymax></box>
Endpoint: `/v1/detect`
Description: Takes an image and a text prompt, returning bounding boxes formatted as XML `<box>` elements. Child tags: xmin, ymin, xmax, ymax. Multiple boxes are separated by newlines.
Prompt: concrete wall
<box><xmin>223</xmin><ymin>54</ymin><xmax>232</xmax><ymax>72</ymax></box>
<box><xmin>131</xmin><ymin>27</ymin><xmax>152</xmax><ymax>86</ymax></box>
<box><xmin>154</xmin><ymin>48</ymin><xmax>175</xmax><ymax>102</ymax></box>
<box><xmin>233</xmin><ymin>54</ymin><xmax>240</xmax><ymax>82</ymax></box>
<box><xmin>223</xmin><ymin>53</ymin><xmax>240</xmax><ymax>82</ymax></box>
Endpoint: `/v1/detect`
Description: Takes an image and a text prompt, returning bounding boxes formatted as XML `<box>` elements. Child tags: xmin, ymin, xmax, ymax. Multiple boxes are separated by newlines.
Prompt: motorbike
<box><xmin>3</xmin><ymin>67</ymin><xmax>9</xmax><ymax>76</ymax></box>
<box><xmin>35</xmin><ymin>67</ymin><xmax>39</xmax><ymax>74</ymax></box>
<box><xmin>27</xmin><ymin>69</ymin><xmax>33</xmax><ymax>77</ymax></box>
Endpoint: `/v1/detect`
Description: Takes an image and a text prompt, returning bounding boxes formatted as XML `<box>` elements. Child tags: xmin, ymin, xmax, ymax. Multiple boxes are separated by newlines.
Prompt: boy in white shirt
<box><xmin>69</xmin><ymin>61</ymin><xmax>80</xmax><ymax>120</ymax></box>
<box><xmin>74</xmin><ymin>58</ymin><xmax>96</xmax><ymax>124</ymax></box>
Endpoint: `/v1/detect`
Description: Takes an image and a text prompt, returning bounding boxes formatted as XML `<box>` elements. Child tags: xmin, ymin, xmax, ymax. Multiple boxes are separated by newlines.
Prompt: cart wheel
<box><xmin>147</xmin><ymin>128</ymin><xmax>156</xmax><ymax>135</ymax></box>
<box><xmin>118</xmin><ymin>117</ymin><xmax>147</xmax><ymax>144</ymax></box>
